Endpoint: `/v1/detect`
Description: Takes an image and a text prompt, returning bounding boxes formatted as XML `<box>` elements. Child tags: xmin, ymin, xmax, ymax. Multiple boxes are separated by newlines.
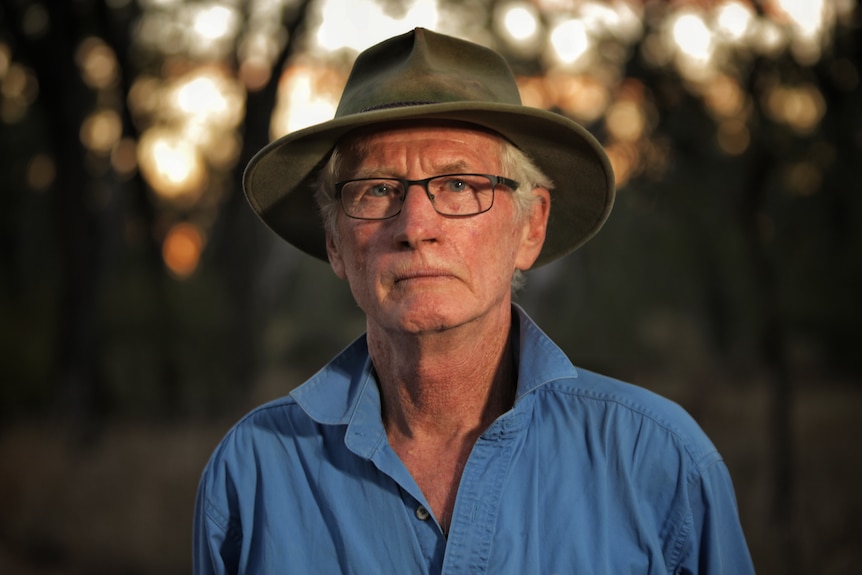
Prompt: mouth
<box><xmin>393</xmin><ymin>269</ymin><xmax>453</xmax><ymax>284</ymax></box>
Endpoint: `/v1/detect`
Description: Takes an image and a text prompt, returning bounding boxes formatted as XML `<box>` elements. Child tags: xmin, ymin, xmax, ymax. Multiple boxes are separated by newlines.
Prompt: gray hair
<box><xmin>314</xmin><ymin>134</ymin><xmax>553</xmax><ymax>291</ymax></box>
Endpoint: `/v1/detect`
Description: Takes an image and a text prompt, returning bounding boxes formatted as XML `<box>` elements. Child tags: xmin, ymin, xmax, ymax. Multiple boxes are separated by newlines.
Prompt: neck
<box><xmin>369</xmin><ymin>306</ymin><xmax>517</xmax><ymax>443</ymax></box>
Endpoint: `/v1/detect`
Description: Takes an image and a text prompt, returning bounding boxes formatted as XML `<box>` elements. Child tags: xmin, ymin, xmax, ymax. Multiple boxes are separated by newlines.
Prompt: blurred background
<box><xmin>1</xmin><ymin>0</ymin><xmax>860</xmax><ymax>573</ymax></box>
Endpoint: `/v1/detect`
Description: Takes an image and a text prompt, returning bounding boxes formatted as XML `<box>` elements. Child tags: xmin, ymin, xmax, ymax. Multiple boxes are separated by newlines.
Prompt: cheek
<box><xmin>338</xmin><ymin>230</ymin><xmax>379</xmax><ymax>290</ymax></box>
<box><xmin>458</xmin><ymin>223</ymin><xmax>519</xmax><ymax>283</ymax></box>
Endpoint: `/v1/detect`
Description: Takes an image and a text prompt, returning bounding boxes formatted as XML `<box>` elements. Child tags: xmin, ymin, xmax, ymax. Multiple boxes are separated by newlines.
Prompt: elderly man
<box><xmin>194</xmin><ymin>28</ymin><xmax>755</xmax><ymax>574</ymax></box>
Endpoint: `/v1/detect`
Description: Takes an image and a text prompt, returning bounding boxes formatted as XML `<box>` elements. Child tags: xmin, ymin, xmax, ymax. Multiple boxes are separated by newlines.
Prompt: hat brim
<box><xmin>243</xmin><ymin>101</ymin><xmax>615</xmax><ymax>268</ymax></box>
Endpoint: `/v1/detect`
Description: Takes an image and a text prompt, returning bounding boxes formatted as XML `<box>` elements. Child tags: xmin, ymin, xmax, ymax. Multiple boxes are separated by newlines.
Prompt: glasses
<box><xmin>335</xmin><ymin>173</ymin><xmax>520</xmax><ymax>220</ymax></box>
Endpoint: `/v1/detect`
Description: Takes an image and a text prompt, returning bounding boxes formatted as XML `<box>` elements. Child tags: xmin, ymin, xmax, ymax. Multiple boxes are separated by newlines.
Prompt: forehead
<box><xmin>336</xmin><ymin>121</ymin><xmax>506</xmax><ymax>171</ymax></box>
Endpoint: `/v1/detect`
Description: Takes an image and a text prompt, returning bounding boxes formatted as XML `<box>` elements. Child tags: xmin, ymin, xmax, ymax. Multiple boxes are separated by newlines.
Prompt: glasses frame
<box><xmin>334</xmin><ymin>173</ymin><xmax>520</xmax><ymax>220</ymax></box>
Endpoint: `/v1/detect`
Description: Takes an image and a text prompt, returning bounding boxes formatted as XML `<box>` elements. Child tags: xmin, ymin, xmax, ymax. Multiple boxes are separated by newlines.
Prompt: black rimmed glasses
<box><xmin>334</xmin><ymin>173</ymin><xmax>520</xmax><ymax>220</ymax></box>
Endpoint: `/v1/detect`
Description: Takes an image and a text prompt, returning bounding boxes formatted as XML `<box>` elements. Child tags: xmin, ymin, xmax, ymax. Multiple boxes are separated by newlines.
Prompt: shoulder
<box><xmin>532</xmin><ymin>368</ymin><xmax>721</xmax><ymax>471</ymax></box>
<box><xmin>202</xmin><ymin>395</ymin><xmax>306</xmax><ymax>477</ymax></box>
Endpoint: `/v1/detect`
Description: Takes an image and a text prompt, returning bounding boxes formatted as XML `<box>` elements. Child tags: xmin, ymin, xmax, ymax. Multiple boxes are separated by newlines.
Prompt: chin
<box><xmin>390</xmin><ymin>299</ymin><xmax>491</xmax><ymax>335</ymax></box>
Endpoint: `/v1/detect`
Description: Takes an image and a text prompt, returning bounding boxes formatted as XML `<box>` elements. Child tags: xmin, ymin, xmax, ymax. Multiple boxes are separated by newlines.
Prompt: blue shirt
<box><xmin>194</xmin><ymin>306</ymin><xmax>754</xmax><ymax>574</ymax></box>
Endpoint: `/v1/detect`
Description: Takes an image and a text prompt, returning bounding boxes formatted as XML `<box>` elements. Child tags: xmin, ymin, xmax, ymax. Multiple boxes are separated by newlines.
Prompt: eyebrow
<box><xmin>351</xmin><ymin>161</ymin><xmax>473</xmax><ymax>180</ymax></box>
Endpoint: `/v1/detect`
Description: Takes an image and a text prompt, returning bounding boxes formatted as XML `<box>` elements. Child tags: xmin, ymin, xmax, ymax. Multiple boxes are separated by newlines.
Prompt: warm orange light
<box><xmin>111</xmin><ymin>138</ymin><xmax>138</xmax><ymax>178</ymax></box>
<box><xmin>603</xmin><ymin>142</ymin><xmax>638</xmax><ymax>189</ymax></box>
<box><xmin>549</xmin><ymin>74</ymin><xmax>609</xmax><ymax>123</ymax></box>
<box><xmin>703</xmin><ymin>74</ymin><xmax>746</xmax><ymax>119</ymax></box>
<box><xmin>162</xmin><ymin>222</ymin><xmax>205</xmax><ymax>278</ymax></box>
<box><xmin>239</xmin><ymin>57</ymin><xmax>271</xmax><ymax>92</ymax></box>
<box><xmin>517</xmin><ymin>77</ymin><xmax>550</xmax><ymax>110</ymax></box>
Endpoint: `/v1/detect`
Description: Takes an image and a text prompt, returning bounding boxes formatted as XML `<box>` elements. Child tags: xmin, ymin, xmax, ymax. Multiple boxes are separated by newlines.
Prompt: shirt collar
<box><xmin>290</xmin><ymin>305</ymin><xmax>579</xmax><ymax>426</ymax></box>
<box><xmin>511</xmin><ymin>303</ymin><xmax>580</xmax><ymax>401</ymax></box>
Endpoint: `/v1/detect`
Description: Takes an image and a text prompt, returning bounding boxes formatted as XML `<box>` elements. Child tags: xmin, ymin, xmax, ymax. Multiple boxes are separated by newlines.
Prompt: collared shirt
<box><xmin>194</xmin><ymin>306</ymin><xmax>754</xmax><ymax>574</ymax></box>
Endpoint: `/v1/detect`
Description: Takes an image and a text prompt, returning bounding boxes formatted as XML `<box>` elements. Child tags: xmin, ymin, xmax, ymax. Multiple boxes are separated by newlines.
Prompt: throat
<box><xmin>389</xmin><ymin>433</ymin><xmax>475</xmax><ymax>536</ymax></box>
<box><xmin>382</xmin><ymin>362</ymin><xmax>517</xmax><ymax>535</ymax></box>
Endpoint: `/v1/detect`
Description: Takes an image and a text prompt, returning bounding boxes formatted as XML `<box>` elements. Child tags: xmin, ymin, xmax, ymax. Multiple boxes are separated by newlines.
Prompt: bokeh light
<box><xmin>21</xmin><ymin>3</ymin><xmax>49</xmax><ymax>38</ymax></box>
<box><xmin>128</xmin><ymin>75</ymin><xmax>162</xmax><ymax>119</ymax></box>
<box><xmin>702</xmin><ymin>74</ymin><xmax>747</xmax><ymax>120</ymax></box>
<box><xmin>168</xmin><ymin>69</ymin><xmax>244</xmax><ymax>128</ymax></box>
<box><xmin>138</xmin><ymin>127</ymin><xmax>207</xmax><ymax>203</ymax></box>
<box><xmin>715</xmin><ymin>1</ymin><xmax>756</xmax><ymax>43</ymax></box>
<box><xmin>668</xmin><ymin>8</ymin><xmax>716</xmax><ymax>79</ymax></box>
<box><xmin>547</xmin><ymin>74</ymin><xmax>609</xmax><ymax>124</ymax></box>
<box><xmin>778</xmin><ymin>0</ymin><xmax>828</xmax><ymax>65</ymax></box>
<box><xmin>548</xmin><ymin>18</ymin><xmax>591</xmax><ymax>68</ymax></box>
<box><xmin>76</xmin><ymin>37</ymin><xmax>119</xmax><ymax>90</ymax></box>
<box><xmin>237</xmin><ymin>1</ymin><xmax>292</xmax><ymax>91</ymax></box>
<box><xmin>0</xmin><ymin>43</ymin><xmax>11</xmax><ymax>77</ymax></box>
<box><xmin>187</xmin><ymin>2</ymin><xmax>241</xmax><ymax>58</ymax></box>
<box><xmin>26</xmin><ymin>153</ymin><xmax>56</xmax><ymax>192</ymax></box>
<box><xmin>494</xmin><ymin>1</ymin><xmax>542</xmax><ymax>57</ymax></box>
<box><xmin>606</xmin><ymin>99</ymin><xmax>644</xmax><ymax>143</ymax></box>
<box><xmin>502</xmin><ymin>3</ymin><xmax>539</xmax><ymax>41</ymax></box>
<box><xmin>313</xmin><ymin>0</ymin><xmax>439</xmax><ymax>53</ymax></box>
<box><xmin>271</xmin><ymin>64</ymin><xmax>342</xmax><ymax>137</ymax></box>
<box><xmin>80</xmin><ymin>109</ymin><xmax>123</xmax><ymax>154</ymax></box>
<box><xmin>111</xmin><ymin>137</ymin><xmax>139</xmax><ymax>179</ymax></box>
<box><xmin>764</xmin><ymin>83</ymin><xmax>826</xmax><ymax>135</ymax></box>
<box><xmin>162</xmin><ymin>222</ymin><xmax>205</xmax><ymax>278</ymax></box>
<box><xmin>0</xmin><ymin>62</ymin><xmax>39</xmax><ymax>123</ymax></box>
<box><xmin>717</xmin><ymin>119</ymin><xmax>750</xmax><ymax>156</ymax></box>
<box><xmin>783</xmin><ymin>159</ymin><xmax>822</xmax><ymax>197</ymax></box>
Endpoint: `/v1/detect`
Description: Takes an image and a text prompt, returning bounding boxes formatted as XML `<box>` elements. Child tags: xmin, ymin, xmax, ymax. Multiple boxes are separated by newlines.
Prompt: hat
<box><xmin>243</xmin><ymin>28</ymin><xmax>615</xmax><ymax>267</ymax></box>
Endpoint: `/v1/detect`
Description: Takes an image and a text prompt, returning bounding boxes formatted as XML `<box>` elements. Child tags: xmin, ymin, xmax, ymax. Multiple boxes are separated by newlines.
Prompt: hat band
<box><xmin>361</xmin><ymin>101</ymin><xmax>436</xmax><ymax>113</ymax></box>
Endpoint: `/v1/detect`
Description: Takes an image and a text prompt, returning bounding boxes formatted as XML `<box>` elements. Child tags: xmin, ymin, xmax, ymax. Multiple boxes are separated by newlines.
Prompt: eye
<box><xmin>441</xmin><ymin>177</ymin><xmax>473</xmax><ymax>194</ymax></box>
<box><xmin>362</xmin><ymin>180</ymin><xmax>400</xmax><ymax>198</ymax></box>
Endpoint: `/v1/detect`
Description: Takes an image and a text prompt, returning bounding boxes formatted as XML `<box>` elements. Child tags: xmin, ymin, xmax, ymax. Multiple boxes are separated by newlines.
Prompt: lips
<box><xmin>394</xmin><ymin>270</ymin><xmax>450</xmax><ymax>282</ymax></box>
<box><xmin>391</xmin><ymin>265</ymin><xmax>456</xmax><ymax>284</ymax></box>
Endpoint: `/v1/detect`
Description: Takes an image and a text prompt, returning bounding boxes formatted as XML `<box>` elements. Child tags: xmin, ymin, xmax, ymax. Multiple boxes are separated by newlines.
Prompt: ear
<box><xmin>514</xmin><ymin>186</ymin><xmax>551</xmax><ymax>271</ymax></box>
<box><xmin>325</xmin><ymin>229</ymin><xmax>347</xmax><ymax>280</ymax></box>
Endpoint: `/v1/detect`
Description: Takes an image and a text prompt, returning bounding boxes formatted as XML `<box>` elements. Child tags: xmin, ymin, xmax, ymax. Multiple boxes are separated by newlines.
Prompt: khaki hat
<box><xmin>243</xmin><ymin>27</ymin><xmax>615</xmax><ymax>267</ymax></box>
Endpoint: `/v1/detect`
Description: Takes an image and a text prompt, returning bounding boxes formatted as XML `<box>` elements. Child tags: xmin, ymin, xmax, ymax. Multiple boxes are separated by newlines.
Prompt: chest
<box><xmin>237</xmin><ymin>425</ymin><xmax>682</xmax><ymax>575</ymax></box>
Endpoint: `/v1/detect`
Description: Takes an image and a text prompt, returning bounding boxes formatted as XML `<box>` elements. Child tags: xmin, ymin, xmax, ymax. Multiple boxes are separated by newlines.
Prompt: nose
<box><xmin>392</xmin><ymin>182</ymin><xmax>440</xmax><ymax>248</ymax></box>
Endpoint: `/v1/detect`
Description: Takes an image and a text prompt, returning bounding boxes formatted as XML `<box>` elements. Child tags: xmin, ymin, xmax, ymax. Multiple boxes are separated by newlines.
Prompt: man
<box><xmin>194</xmin><ymin>28</ymin><xmax>755</xmax><ymax>574</ymax></box>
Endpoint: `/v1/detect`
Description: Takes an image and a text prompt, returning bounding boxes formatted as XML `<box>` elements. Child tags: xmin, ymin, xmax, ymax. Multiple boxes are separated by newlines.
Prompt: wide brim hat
<box><xmin>243</xmin><ymin>27</ymin><xmax>615</xmax><ymax>268</ymax></box>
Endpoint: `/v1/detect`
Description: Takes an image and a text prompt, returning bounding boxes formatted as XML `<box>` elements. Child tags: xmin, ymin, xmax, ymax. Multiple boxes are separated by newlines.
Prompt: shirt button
<box><xmin>415</xmin><ymin>505</ymin><xmax>430</xmax><ymax>521</ymax></box>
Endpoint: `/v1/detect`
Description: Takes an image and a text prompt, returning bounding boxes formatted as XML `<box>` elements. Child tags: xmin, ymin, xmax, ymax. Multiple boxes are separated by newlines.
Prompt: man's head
<box><xmin>243</xmin><ymin>28</ymin><xmax>615</xmax><ymax>268</ymax></box>
<box><xmin>317</xmin><ymin>121</ymin><xmax>551</xmax><ymax>334</ymax></box>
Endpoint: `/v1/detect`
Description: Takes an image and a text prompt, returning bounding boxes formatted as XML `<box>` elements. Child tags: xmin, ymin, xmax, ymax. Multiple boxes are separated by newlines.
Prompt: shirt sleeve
<box><xmin>675</xmin><ymin>457</ymin><xmax>755</xmax><ymax>574</ymax></box>
<box><xmin>193</xmin><ymin>469</ymin><xmax>239</xmax><ymax>575</ymax></box>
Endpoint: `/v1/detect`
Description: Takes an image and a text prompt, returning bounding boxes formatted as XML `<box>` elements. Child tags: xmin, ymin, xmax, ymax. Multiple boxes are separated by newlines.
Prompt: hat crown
<box><xmin>335</xmin><ymin>28</ymin><xmax>523</xmax><ymax>117</ymax></box>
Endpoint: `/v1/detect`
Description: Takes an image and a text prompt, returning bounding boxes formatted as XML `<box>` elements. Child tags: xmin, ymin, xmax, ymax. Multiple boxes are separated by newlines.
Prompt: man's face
<box><xmin>325</xmin><ymin>123</ymin><xmax>549</xmax><ymax>336</ymax></box>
